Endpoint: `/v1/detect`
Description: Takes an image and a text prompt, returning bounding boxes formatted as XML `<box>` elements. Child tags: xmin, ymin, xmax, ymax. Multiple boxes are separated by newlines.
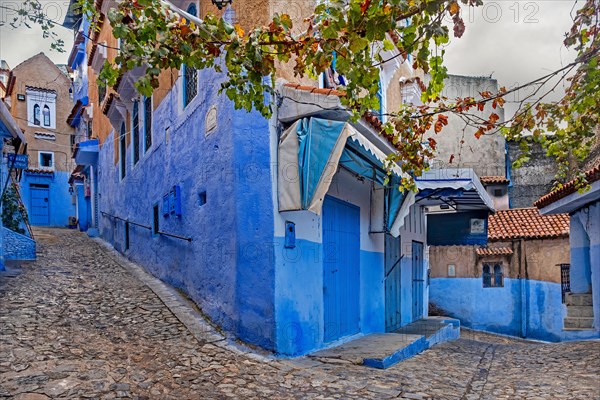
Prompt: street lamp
<box><xmin>211</xmin><ymin>0</ymin><xmax>232</xmax><ymax>10</ymax></box>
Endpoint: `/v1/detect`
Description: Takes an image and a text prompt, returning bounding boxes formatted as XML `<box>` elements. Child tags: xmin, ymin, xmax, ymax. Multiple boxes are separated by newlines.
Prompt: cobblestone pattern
<box><xmin>1</xmin><ymin>228</ymin><xmax>599</xmax><ymax>399</ymax></box>
<box><xmin>2</xmin><ymin>228</ymin><xmax>36</xmax><ymax>261</ymax></box>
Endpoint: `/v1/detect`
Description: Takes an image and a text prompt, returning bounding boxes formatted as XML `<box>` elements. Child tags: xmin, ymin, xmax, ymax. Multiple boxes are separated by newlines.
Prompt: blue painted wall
<box><xmin>97</xmin><ymin>66</ymin><xmax>276</xmax><ymax>349</ymax></box>
<box><xmin>2</xmin><ymin>227</ymin><xmax>36</xmax><ymax>260</ymax></box>
<box><xmin>430</xmin><ymin>277</ymin><xmax>599</xmax><ymax>341</ymax></box>
<box><xmin>427</xmin><ymin>211</ymin><xmax>488</xmax><ymax>246</ymax></box>
<box><xmin>20</xmin><ymin>171</ymin><xmax>75</xmax><ymax>227</ymax></box>
<box><xmin>75</xmin><ymin>184</ymin><xmax>89</xmax><ymax>231</ymax></box>
<box><xmin>570</xmin><ymin>201</ymin><xmax>600</xmax><ymax>332</ymax></box>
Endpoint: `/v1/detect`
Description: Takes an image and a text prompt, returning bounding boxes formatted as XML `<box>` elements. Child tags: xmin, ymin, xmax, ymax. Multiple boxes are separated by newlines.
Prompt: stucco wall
<box><xmin>19</xmin><ymin>171</ymin><xmax>75</xmax><ymax>227</ymax></box>
<box><xmin>508</xmin><ymin>139</ymin><xmax>559</xmax><ymax>208</ymax></box>
<box><xmin>272</xmin><ymin>163</ymin><xmax>429</xmax><ymax>355</ymax></box>
<box><xmin>2</xmin><ymin>227</ymin><xmax>36</xmax><ymax>260</ymax></box>
<box><xmin>430</xmin><ymin>277</ymin><xmax>598</xmax><ymax>341</ymax></box>
<box><xmin>425</xmin><ymin>75</ymin><xmax>506</xmax><ymax>178</ymax></box>
<box><xmin>97</xmin><ymin>65</ymin><xmax>276</xmax><ymax>350</ymax></box>
<box><xmin>570</xmin><ymin>201</ymin><xmax>600</xmax><ymax>331</ymax></box>
<box><xmin>8</xmin><ymin>53</ymin><xmax>75</xmax><ymax>173</ymax></box>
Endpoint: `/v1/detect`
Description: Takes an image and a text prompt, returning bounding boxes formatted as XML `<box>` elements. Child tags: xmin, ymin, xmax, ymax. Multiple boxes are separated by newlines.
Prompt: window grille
<box><xmin>153</xmin><ymin>204</ymin><xmax>160</xmax><ymax>235</ymax></box>
<box><xmin>33</xmin><ymin>104</ymin><xmax>40</xmax><ymax>125</ymax></box>
<box><xmin>483</xmin><ymin>264</ymin><xmax>492</xmax><ymax>288</ymax></box>
<box><xmin>493</xmin><ymin>264</ymin><xmax>504</xmax><ymax>287</ymax></box>
<box><xmin>132</xmin><ymin>101</ymin><xmax>140</xmax><ymax>165</ymax></box>
<box><xmin>120</xmin><ymin>122</ymin><xmax>126</xmax><ymax>179</ymax></box>
<box><xmin>183</xmin><ymin>65</ymin><xmax>198</xmax><ymax>107</ymax></box>
<box><xmin>43</xmin><ymin>105</ymin><xmax>51</xmax><ymax>126</ymax></box>
<box><xmin>560</xmin><ymin>263</ymin><xmax>571</xmax><ymax>303</ymax></box>
<box><xmin>144</xmin><ymin>96</ymin><xmax>152</xmax><ymax>151</ymax></box>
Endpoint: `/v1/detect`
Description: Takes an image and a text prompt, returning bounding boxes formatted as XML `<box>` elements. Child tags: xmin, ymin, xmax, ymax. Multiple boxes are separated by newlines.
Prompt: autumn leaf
<box><xmin>428</xmin><ymin>137</ymin><xmax>437</xmax><ymax>150</ymax></box>
<box><xmin>489</xmin><ymin>112</ymin><xmax>500</xmax><ymax>124</ymax></box>
<box><xmin>360</xmin><ymin>0</ymin><xmax>371</xmax><ymax>14</ymax></box>
<box><xmin>449</xmin><ymin>154</ymin><xmax>455</xmax><ymax>164</ymax></box>
<box><xmin>234</xmin><ymin>24</ymin><xmax>245</xmax><ymax>38</ymax></box>
<box><xmin>434</xmin><ymin>120</ymin><xmax>443</xmax><ymax>134</ymax></box>
<box><xmin>474</xmin><ymin>128</ymin><xmax>485</xmax><ymax>139</ymax></box>
<box><xmin>448</xmin><ymin>2</ymin><xmax>460</xmax><ymax>16</ymax></box>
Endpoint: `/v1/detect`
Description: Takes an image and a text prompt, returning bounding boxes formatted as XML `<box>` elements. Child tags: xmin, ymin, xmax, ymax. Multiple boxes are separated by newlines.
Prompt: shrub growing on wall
<box><xmin>1</xmin><ymin>184</ymin><xmax>27</xmax><ymax>234</ymax></box>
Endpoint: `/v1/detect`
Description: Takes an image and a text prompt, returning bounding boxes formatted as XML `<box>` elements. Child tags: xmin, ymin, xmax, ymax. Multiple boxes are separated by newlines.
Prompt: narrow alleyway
<box><xmin>1</xmin><ymin>228</ymin><xmax>599</xmax><ymax>399</ymax></box>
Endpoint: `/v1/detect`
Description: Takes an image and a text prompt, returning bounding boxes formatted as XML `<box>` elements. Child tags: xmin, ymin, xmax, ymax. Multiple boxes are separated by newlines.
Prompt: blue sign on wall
<box><xmin>6</xmin><ymin>154</ymin><xmax>28</xmax><ymax>170</ymax></box>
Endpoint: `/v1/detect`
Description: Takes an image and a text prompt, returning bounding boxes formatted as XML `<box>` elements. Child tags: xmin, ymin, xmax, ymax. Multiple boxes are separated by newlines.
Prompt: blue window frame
<box><xmin>187</xmin><ymin>3</ymin><xmax>197</xmax><ymax>16</ymax></box>
<box><xmin>132</xmin><ymin>101</ymin><xmax>140</xmax><ymax>165</ymax></box>
<box><xmin>494</xmin><ymin>264</ymin><xmax>504</xmax><ymax>287</ymax></box>
<box><xmin>143</xmin><ymin>96</ymin><xmax>152</xmax><ymax>152</ymax></box>
<box><xmin>33</xmin><ymin>104</ymin><xmax>40</xmax><ymax>125</ymax></box>
<box><xmin>119</xmin><ymin>122</ymin><xmax>127</xmax><ymax>179</ymax></box>
<box><xmin>482</xmin><ymin>264</ymin><xmax>492</xmax><ymax>288</ymax></box>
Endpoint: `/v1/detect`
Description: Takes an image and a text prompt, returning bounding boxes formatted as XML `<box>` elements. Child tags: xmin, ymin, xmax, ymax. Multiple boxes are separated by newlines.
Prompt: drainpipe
<box><xmin>520</xmin><ymin>238</ymin><xmax>527</xmax><ymax>338</ymax></box>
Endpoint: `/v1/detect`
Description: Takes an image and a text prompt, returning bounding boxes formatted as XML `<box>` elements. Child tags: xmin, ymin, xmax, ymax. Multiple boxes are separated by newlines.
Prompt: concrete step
<box><xmin>567</xmin><ymin>305</ymin><xmax>594</xmax><ymax>318</ymax></box>
<box><xmin>564</xmin><ymin>317</ymin><xmax>594</xmax><ymax>330</ymax></box>
<box><xmin>565</xmin><ymin>293</ymin><xmax>593</xmax><ymax>306</ymax></box>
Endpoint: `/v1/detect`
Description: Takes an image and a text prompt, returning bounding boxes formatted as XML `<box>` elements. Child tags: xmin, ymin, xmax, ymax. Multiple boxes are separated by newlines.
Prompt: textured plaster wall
<box><xmin>508</xmin><ymin>140</ymin><xmax>559</xmax><ymax>208</ymax></box>
<box><xmin>19</xmin><ymin>171</ymin><xmax>76</xmax><ymax>227</ymax></box>
<box><xmin>97</xmin><ymin>66</ymin><xmax>276</xmax><ymax>350</ymax></box>
<box><xmin>430</xmin><ymin>238</ymin><xmax>568</xmax><ymax>284</ymax></box>
<box><xmin>430</xmin><ymin>277</ymin><xmax>599</xmax><ymax>341</ymax></box>
<box><xmin>272</xmin><ymin>167</ymin><xmax>429</xmax><ymax>355</ymax></box>
<box><xmin>8</xmin><ymin>53</ymin><xmax>76</xmax><ymax>173</ymax></box>
<box><xmin>2</xmin><ymin>227</ymin><xmax>36</xmax><ymax>260</ymax></box>
<box><xmin>424</xmin><ymin>75</ymin><xmax>506</xmax><ymax>178</ymax></box>
<box><xmin>570</xmin><ymin>201</ymin><xmax>600</xmax><ymax>330</ymax></box>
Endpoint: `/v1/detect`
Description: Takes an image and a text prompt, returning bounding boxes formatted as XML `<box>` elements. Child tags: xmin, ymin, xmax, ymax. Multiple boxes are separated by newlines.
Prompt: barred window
<box><xmin>183</xmin><ymin>64</ymin><xmax>198</xmax><ymax>107</ymax></box>
<box><xmin>144</xmin><ymin>96</ymin><xmax>152</xmax><ymax>152</ymax></box>
<box><xmin>132</xmin><ymin>101</ymin><xmax>140</xmax><ymax>165</ymax></box>
<box><xmin>483</xmin><ymin>262</ymin><xmax>504</xmax><ymax>288</ymax></box>
<box><xmin>483</xmin><ymin>264</ymin><xmax>492</xmax><ymax>288</ymax></box>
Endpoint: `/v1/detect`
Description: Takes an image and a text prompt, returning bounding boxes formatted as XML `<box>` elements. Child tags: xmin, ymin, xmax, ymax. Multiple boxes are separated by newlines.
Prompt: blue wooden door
<box><xmin>323</xmin><ymin>196</ymin><xmax>360</xmax><ymax>343</ymax></box>
<box><xmin>30</xmin><ymin>186</ymin><xmax>50</xmax><ymax>225</ymax></box>
<box><xmin>385</xmin><ymin>234</ymin><xmax>402</xmax><ymax>331</ymax></box>
<box><xmin>412</xmin><ymin>241</ymin><xmax>424</xmax><ymax>321</ymax></box>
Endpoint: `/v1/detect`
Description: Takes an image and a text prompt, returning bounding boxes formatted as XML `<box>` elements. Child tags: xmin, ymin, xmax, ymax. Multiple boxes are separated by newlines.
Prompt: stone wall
<box><xmin>508</xmin><ymin>139</ymin><xmax>559</xmax><ymax>208</ymax></box>
<box><xmin>2</xmin><ymin>227</ymin><xmax>36</xmax><ymax>260</ymax></box>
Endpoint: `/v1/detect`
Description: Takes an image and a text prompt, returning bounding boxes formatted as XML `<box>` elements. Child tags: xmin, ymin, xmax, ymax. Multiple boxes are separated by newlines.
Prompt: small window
<box><xmin>483</xmin><ymin>264</ymin><xmax>492</xmax><ymax>288</ymax></box>
<box><xmin>152</xmin><ymin>204</ymin><xmax>160</xmax><ymax>236</ymax></box>
<box><xmin>43</xmin><ymin>105</ymin><xmax>51</xmax><ymax>126</ymax></box>
<box><xmin>143</xmin><ymin>96</ymin><xmax>152</xmax><ymax>152</ymax></box>
<box><xmin>494</xmin><ymin>264</ymin><xmax>504</xmax><ymax>287</ymax></box>
<box><xmin>132</xmin><ymin>101</ymin><xmax>140</xmax><ymax>165</ymax></box>
<box><xmin>187</xmin><ymin>3</ymin><xmax>197</xmax><ymax>16</ymax></box>
<box><xmin>119</xmin><ymin>122</ymin><xmax>127</xmax><ymax>179</ymax></box>
<box><xmin>39</xmin><ymin>152</ymin><xmax>54</xmax><ymax>169</ymax></box>
<box><xmin>483</xmin><ymin>262</ymin><xmax>504</xmax><ymax>288</ymax></box>
<box><xmin>183</xmin><ymin>64</ymin><xmax>198</xmax><ymax>107</ymax></box>
<box><xmin>494</xmin><ymin>188</ymin><xmax>504</xmax><ymax>197</ymax></box>
<box><xmin>87</xmin><ymin>120</ymin><xmax>93</xmax><ymax>139</ymax></box>
<box><xmin>33</xmin><ymin>104</ymin><xmax>41</xmax><ymax>125</ymax></box>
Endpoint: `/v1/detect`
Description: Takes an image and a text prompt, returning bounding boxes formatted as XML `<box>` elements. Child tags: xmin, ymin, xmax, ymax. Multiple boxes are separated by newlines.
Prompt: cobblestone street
<box><xmin>1</xmin><ymin>228</ymin><xmax>599</xmax><ymax>399</ymax></box>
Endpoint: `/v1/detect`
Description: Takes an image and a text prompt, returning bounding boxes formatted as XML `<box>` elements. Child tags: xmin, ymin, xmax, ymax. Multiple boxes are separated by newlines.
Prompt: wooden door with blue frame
<box><xmin>29</xmin><ymin>185</ymin><xmax>50</xmax><ymax>226</ymax></box>
<box><xmin>322</xmin><ymin>196</ymin><xmax>360</xmax><ymax>343</ymax></box>
<box><xmin>385</xmin><ymin>234</ymin><xmax>402</xmax><ymax>331</ymax></box>
<box><xmin>412</xmin><ymin>241</ymin><xmax>424</xmax><ymax>321</ymax></box>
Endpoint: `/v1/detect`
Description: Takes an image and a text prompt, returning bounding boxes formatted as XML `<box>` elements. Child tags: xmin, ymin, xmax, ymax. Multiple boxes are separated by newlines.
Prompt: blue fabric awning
<box><xmin>278</xmin><ymin>117</ymin><xmax>414</xmax><ymax>236</ymax></box>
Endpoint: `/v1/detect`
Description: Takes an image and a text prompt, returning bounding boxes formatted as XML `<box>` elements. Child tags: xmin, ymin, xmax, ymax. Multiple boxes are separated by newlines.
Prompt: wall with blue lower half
<box><xmin>570</xmin><ymin>201</ymin><xmax>600</xmax><ymax>331</ymax></box>
<box><xmin>430</xmin><ymin>277</ymin><xmax>599</xmax><ymax>341</ymax></box>
<box><xmin>271</xmin><ymin>164</ymin><xmax>429</xmax><ymax>356</ymax></box>
<box><xmin>2</xmin><ymin>227</ymin><xmax>36</xmax><ymax>260</ymax></box>
<box><xmin>97</xmin><ymin>67</ymin><xmax>275</xmax><ymax>350</ymax></box>
<box><xmin>19</xmin><ymin>171</ymin><xmax>75</xmax><ymax>227</ymax></box>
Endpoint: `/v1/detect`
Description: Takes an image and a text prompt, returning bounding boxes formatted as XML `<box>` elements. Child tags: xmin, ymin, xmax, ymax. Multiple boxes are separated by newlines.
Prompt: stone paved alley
<box><xmin>1</xmin><ymin>228</ymin><xmax>599</xmax><ymax>399</ymax></box>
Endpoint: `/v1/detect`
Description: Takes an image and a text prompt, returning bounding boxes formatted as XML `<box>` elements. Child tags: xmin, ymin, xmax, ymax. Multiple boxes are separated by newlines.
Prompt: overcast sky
<box><xmin>0</xmin><ymin>0</ymin><xmax>580</xmax><ymax>109</ymax></box>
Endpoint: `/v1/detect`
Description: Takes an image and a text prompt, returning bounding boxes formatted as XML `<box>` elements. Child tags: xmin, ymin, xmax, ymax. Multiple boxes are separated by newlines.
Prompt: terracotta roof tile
<box><xmin>534</xmin><ymin>163</ymin><xmax>600</xmax><ymax>209</ymax></box>
<box><xmin>480</xmin><ymin>176</ymin><xmax>510</xmax><ymax>185</ymax></box>
<box><xmin>476</xmin><ymin>247</ymin><xmax>514</xmax><ymax>256</ymax></box>
<box><xmin>488</xmin><ymin>207</ymin><xmax>569</xmax><ymax>240</ymax></box>
<box><xmin>25</xmin><ymin>169</ymin><xmax>54</xmax><ymax>175</ymax></box>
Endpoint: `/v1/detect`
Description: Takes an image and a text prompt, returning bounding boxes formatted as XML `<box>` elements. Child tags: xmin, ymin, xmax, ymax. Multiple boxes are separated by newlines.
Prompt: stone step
<box><xmin>567</xmin><ymin>305</ymin><xmax>594</xmax><ymax>318</ymax></box>
<box><xmin>565</xmin><ymin>293</ymin><xmax>593</xmax><ymax>306</ymax></box>
<box><xmin>564</xmin><ymin>317</ymin><xmax>594</xmax><ymax>330</ymax></box>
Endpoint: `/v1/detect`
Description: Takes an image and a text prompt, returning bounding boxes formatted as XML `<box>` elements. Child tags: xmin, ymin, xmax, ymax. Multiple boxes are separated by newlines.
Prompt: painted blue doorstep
<box><xmin>309</xmin><ymin>318</ymin><xmax>460</xmax><ymax>369</ymax></box>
